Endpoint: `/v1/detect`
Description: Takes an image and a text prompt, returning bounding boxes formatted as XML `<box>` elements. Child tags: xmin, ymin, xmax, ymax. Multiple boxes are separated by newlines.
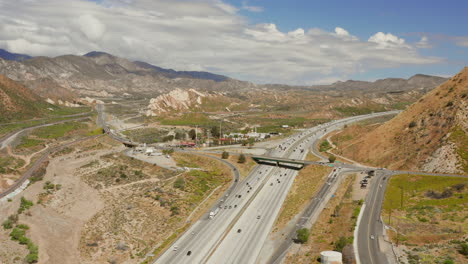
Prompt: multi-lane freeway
<box><xmin>154</xmin><ymin>111</ymin><xmax>400</xmax><ymax>264</ymax></box>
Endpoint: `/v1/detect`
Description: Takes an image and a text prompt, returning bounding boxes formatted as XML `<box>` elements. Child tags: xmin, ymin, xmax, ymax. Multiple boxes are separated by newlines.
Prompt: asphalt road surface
<box><xmin>155</xmin><ymin>111</ymin><xmax>400</xmax><ymax>264</ymax></box>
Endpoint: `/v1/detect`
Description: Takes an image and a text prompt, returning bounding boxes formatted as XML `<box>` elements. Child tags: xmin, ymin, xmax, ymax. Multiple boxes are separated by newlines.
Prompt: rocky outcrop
<box><xmin>145</xmin><ymin>89</ymin><xmax>210</xmax><ymax>116</ymax></box>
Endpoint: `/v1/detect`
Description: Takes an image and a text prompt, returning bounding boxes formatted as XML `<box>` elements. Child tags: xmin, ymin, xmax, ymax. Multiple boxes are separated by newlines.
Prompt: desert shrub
<box><xmin>408</xmin><ymin>121</ymin><xmax>417</xmax><ymax>128</ymax></box>
<box><xmin>328</xmin><ymin>155</ymin><xmax>336</xmax><ymax>163</ymax></box>
<box><xmin>2</xmin><ymin>219</ymin><xmax>13</xmax><ymax>229</ymax></box>
<box><xmin>459</xmin><ymin>243</ymin><xmax>468</xmax><ymax>256</ymax></box>
<box><xmin>221</xmin><ymin>151</ymin><xmax>229</xmax><ymax>159</ymax></box>
<box><xmin>173</xmin><ymin>178</ymin><xmax>185</xmax><ymax>190</ymax></box>
<box><xmin>238</xmin><ymin>154</ymin><xmax>246</xmax><ymax>164</ymax></box>
<box><xmin>296</xmin><ymin>228</ymin><xmax>310</xmax><ymax>244</ymax></box>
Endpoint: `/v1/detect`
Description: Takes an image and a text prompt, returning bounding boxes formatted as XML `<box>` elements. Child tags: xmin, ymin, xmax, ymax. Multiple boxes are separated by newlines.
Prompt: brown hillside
<box><xmin>0</xmin><ymin>74</ymin><xmax>49</xmax><ymax>121</ymax></box>
<box><xmin>334</xmin><ymin>67</ymin><xmax>467</xmax><ymax>174</ymax></box>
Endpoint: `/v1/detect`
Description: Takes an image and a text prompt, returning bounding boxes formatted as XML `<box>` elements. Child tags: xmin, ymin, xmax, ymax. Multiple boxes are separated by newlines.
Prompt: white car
<box><xmin>370</xmin><ymin>235</ymin><xmax>375</xmax><ymax>240</ymax></box>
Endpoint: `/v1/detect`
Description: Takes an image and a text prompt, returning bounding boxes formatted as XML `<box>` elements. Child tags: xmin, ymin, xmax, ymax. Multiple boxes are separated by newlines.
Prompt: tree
<box><xmin>238</xmin><ymin>154</ymin><xmax>246</xmax><ymax>164</ymax></box>
<box><xmin>334</xmin><ymin>236</ymin><xmax>348</xmax><ymax>252</ymax></box>
<box><xmin>328</xmin><ymin>154</ymin><xmax>336</xmax><ymax>163</ymax></box>
<box><xmin>188</xmin><ymin>129</ymin><xmax>197</xmax><ymax>140</ymax></box>
<box><xmin>248</xmin><ymin>137</ymin><xmax>255</xmax><ymax>147</ymax></box>
<box><xmin>162</xmin><ymin>149</ymin><xmax>174</xmax><ymax>155</ymax></box>
<box><xmin>222</xmin><ymin>151</ymin><xmax>229</xmax><ymax>159</ymax></box>
<box><xmin>174</xmin><ymin>131</ymin><xmax>185</xmax><ymax>140</ymax></box>
<box><xmin>211</xmin><ymin>126</ymin><xmax>220</xmax><ymax>138</ymax></box>
<box><xmin>296</xmin><ymin>228</ymin><xmax>309</xmax><ymax>243</ymax></box>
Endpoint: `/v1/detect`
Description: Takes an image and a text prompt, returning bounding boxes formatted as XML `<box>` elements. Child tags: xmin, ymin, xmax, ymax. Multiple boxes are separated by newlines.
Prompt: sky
<box><xmin>0</xmin><ymin>0</ymin><xmax>467</xmax><ymax>85</ymax></box>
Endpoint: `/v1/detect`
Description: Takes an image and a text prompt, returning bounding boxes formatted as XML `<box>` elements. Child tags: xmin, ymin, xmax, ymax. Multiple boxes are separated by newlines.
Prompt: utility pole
<box><xmin>400</xmin><ymin>186</ymin><xmax>404</xmax><ymax>209</ymax></box>
<box><xmin>219</xmin><ymin>121</ymin><xmax>223</xmax><ymax>146</ymax></box>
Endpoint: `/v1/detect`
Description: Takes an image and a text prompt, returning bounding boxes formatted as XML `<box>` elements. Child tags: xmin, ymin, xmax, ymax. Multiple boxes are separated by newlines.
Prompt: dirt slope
<box><xmin>0</xmin><ymin>74</ymin><xmax>51</xmax><ymax>121</ymax></box>
<box><xmin>334</xmin><ymin>67</ymin><xmax>467</xmax><ymax>173</ymax></box>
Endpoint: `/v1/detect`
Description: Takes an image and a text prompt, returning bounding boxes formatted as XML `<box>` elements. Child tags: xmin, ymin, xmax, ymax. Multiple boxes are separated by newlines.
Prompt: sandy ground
<box><xmin>125</xmin><ymin>151</ymin><xmax>179</xmax><ymax>170</ymax></box>
<box><xmin>0</xmin><ymin>146</ymin><xmax>120</xmax><ymax>264</ymax></box>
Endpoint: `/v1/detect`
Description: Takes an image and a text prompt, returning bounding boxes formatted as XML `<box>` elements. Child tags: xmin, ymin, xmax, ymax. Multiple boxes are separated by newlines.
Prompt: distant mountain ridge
<box><xmin>0</xmin><ymin>48</ymin><xmax>32</xmax><ymax>61</ymax></box>
<box><xmin>0</xmin><ymin>48</ymin><xmax>448</xmax><ymax>100</ymax></box>
<box><xmin>84</xmin><ymin>51</ymin><xmax>228</xmax><ymax>82</ymax></box>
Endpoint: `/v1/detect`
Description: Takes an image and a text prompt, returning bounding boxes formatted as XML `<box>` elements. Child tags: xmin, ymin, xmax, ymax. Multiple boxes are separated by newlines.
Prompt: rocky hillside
<box><xmin>333</xmin><ymin>67</ymin><xmax>467</xmax><ymax>174</ymax></box>
<box><xmin>0</xmin><ymin>51</ymin><xmax>255</xmax><ymax>98</ymax></box>
<box><xmin>0</xmin><ymin>75</ymin><xmax>52</xmax><ymax>121</ymax></box>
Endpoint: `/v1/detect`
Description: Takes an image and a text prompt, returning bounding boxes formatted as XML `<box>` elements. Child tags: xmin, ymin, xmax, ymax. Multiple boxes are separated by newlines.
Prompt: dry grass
<box><xmin>272</xmin><ymin>154</ymin><xmax>332</xmax><ymax>232</ymax></box>
<box><xmin>333</xmin><ymin>67</ymin><xmax>467</xmax><ymax>172</ymax></box>
<box><xmin>285</xmin><ymin>174</ymin><xmax>358</xmax><ymax>264</ymax></box>
<box><xmin>80</xmin><ymin>151</ymin><xmax>233</xmax><ymax>263</ymax></box>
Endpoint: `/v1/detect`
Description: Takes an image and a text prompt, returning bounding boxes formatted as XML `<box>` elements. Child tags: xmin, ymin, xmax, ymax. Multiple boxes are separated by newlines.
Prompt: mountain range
<box><xmin>0</xmin><ymin>48</ymin><xmax>448</xmax><ymax>99</ymax></box>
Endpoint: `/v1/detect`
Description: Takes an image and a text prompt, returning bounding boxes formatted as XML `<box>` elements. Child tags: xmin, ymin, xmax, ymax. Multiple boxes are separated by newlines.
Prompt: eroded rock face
<box><xmin>145</xmin><ymin>88</ymin><xmax>209</xmax><ymax>115</ymax></box>
<box><xmin>422</xmin><ymin>143</ymin><xmax>463</xmax><ymax>174</ymax></box>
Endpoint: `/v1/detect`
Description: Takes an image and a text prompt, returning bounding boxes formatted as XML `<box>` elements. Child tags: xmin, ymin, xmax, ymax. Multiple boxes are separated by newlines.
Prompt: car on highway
<box><xmin>370</xmin><ymin>235</ymin><xmax>375</xmax><ymax>240</ymax></box>
<box><xmin>257</xmin><ymin>215</ymin><xmax>261</xmax><ymax>219</ymax></box>
<box><xmin>237</xmin><ymin>229</ymin><xmax>242</xmax><ymax>233</ymax></box>
<box><xmin>173</xmin><ymin>246</ymin><xmax>178</xmax><ymax>251</ymax></box>
<box><xmin>187</xmin><ymin>251</ymin><xmax>192</xmax><ymax>256</ymax></box>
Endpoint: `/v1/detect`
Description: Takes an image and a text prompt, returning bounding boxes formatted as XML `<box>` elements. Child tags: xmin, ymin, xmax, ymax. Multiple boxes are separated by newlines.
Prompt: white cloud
<box><xmin>334</xmin><ymin>27</ymin><xmax>358</xmax><ymax>41</ymax></box>
<box><xmin>335</xmin><ymin>27</ymin><xmax>350</xmax><ymax>37</ymax></box>
<box><xmin>0</xmin><ymin>0</ymin><xmax>441</xmax><ymax>84</ymax></box>
<box><xmin>241</xmin><ymin>1</ymin><xmax>264</xmax><ymax>12</ymax></box>
<box><xmin>75</xmin><ymin>14</ymin><xmax>106</xmax><ymax>41</ymax></box>
<box><xmin>416</xmin><ymin>36</ymin><xmax>431</xmax><ymax>48</ymax></box>
<box><xmin>455</xmin><ymin>37</ymin><xmax>468</xmax><ymax>47</ymax></box>
<box><xmin>368</xmin><ymin>32</ymin><xmax>407</xmax><ymax>48</ymax></box>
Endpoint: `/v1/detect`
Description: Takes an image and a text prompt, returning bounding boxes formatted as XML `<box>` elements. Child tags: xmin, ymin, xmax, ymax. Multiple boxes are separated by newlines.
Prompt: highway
<box><xmin>0</xmin><ymin>116</ymin><xmax>91</xmax><ymax>150</ymax></box>
<box><xmin>155</xmin><ymin>111</ymin><xmax>400</xmax><ymax>264</ymax></box>
<box><xmin>356</xmin><ymin>170</ymin><xmax>467</xmax><ymax>264</ymax></box>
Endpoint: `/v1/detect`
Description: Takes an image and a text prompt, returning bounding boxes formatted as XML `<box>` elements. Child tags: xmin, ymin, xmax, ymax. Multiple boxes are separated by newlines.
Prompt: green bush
<box><xmin>459</xmin><ymin>243</ymin><xmax>468</xmax><ymax>256</ymax></box>
<box><xmin>328</xmin><ymin>155</ymin><xmax>336</xmax><ymax>163</ymax></box>
<box><xmin>10</xmin><ymin>228</ymin><xmax>25</xmax><ymax>240</ymax></box>
<box><xmin>296</xmin><ymin>228</ymin><xmax>310</xmax><ymax>244</ymax></box>
<box><xmin>173</xmin><ymin>178</ymin><xmax>185</xmax><ymax>190</ymax></box>
<box><xmin>2</xmin><ymin>219</ymin><xmax>13</xmax><ymax>229</ymax></box>
<box><xmin>319</xmin><ymin>141</ymin><xmax>332</xmax><ymax>152</ymax></box>
<box><xmin>17</xmin><ymin>224</ymin><xmax>29</xmax><ymax>230</ymax></box>
<box><xmin>221</xmin><ymin>151</ymin><xmax>229</xmax><ymax>159</ymax></box>
<box><xmin>238</xmin><ymin>154</ymin><xmax>246</xmax><ymax>164</ymax></box>
<box><xmin>18</xmin><ymin>197</ymin><xmax>34</xmax><ymax>214</ymax></box>
<box><xmin>333</xmin><ymin>236</ymin><xmax>348</xmax><ymax>252</ymax></box>
<box><xmin>25</xmin><ymin>253</ymin><xmax>38</xmax><ymax>263</ymax></box>
<box><xmin>18</xmin><ymin>236</ymin><xmax>31</xmax><ymax>245</ymax></box>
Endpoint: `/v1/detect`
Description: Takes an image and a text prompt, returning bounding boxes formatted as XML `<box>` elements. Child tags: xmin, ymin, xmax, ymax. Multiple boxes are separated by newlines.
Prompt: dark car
<box><xmin>237</xmin><ymin>229</ymin><xmax>242</xmax><ymax>233</ymax></box>
<box><xmin>187</xmin><ymin>251</ymin><xmax>192</xmax><ymax>256</ymax></box>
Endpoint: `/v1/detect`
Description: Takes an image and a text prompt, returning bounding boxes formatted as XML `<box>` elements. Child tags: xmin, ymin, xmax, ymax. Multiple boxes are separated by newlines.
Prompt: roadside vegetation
<box><xmin>285</xmin><ymin>174</ymin><xmax>360</xmax><ymax>264</ymax></box>
<box><xmin>383</xmin><ymin>174</ymin><xmax>467</xmax><ymax>263</ymax></box>
<box><xmin>319</xmin><ymin>140</ymin><xmax>332</xmax><ymax>152</ymax></box>
<box><xmin>1</xmin><ymin>197</ymin><xmax>38</xmax><ymax>263</ymax></box>
<box><xmin>273</xmin><ymin>154</ymin><xmax>332</xmax><ymax>232</ymax></box>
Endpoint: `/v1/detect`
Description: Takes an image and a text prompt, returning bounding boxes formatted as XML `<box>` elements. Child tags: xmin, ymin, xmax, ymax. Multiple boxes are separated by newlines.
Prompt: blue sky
<box><xmin>231</xmin><ymin>0</ymin><xmax>468</xmax><ymax>80</ymax></box>
<box><xmin>1</xmin><ymin>0</ymin><xmax>467</xmax><ymax>84</ymax></box>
